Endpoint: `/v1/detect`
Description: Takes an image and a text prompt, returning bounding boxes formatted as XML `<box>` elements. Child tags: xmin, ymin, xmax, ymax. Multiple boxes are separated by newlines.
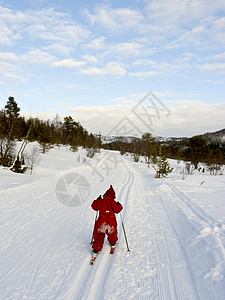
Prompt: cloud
<box><xmin>157</xmin><ymin>102</ymin><xmax>225</xmax><ymax>137</ymax></box>
<box><xmin>0</xmin><ymin>61</ymin><xmax>20</xmax><ymax>80</ymax></box>
<box><xmin>198</xmin><ymin>62</ymin><xmax>225</xmax><ymax>73</ymax></box>
<box><xmin>82</xmin><ymin>55</ymin><xmax>98</xmax><ymax>64</ymax></box>
<box><xmin>79</xmin><ymin>62</ymin><xmax>126</xmax><ymax>76</ymax></box>
<box><xmin>23</xmin><ymin>49</ymin><xmax>56</xmax><ymax>65</ymax></box>
<box><xmin>207</xmin><ymin>52</ymin><xmax>225</xmax><ymax>61</ymax></box>
<box><xmin>132</xmin><ymin>59</ymin><xmax>156</xmax><ymax>66</ymax></box>
<box><xmin>128</xmin><ymin>60</ymin><xmax>189</xmax><ymax>79</ymax></box>
<box><xmin>110</xmin><ymin>42</ymin><xmax>144</xmax><ymax>58</ymax></box>
<box><xmin>84</xmin><ymin>38</ymin><xmax>150</xmax><ymax>62</ymax></box>
<box><xmin>85</xmin><ymin>37</ymin><xmax>106</xmax><ymax>50</ymax></box>
<box><xmin>0</xmin><ymin>5</ymin><xmax>23</xmax><ymax>46</ymax></box>
<box><xmin>25</xmin><ymin>9</ymin><xmax>90</xmax><ymax>46</ymax></box>
<box><xmin>0</xmin><ymin>52</ymin><xmax>19</xmax><ymax>61</ymax></box>
<box><xmin>83</xmin><ymin>5</ymin><xmax>145</xmax><ymax>33</ymax></box>
<box><xmin>209</xmin><ymin>16</ymin><xmax>225</xmax><ymax>45</ymax></box>
<box><xmin>44</xmin><ymin>43</ymin><xmax>74</xmax><ymax>56</ymax></box>
<box><xmin>146</xmin><ymin>0</ymin><xmax>225</xmax><ymax>27</ymax></box>
<box><xmin>82</xmin><ymin>1</ymin><xmax>225</xmax><ymax>58</ymax></box>
<box><xmin>0</xmin><ymin>5</ymin><xmax>90</xmax><ymax>51</ymax></box>
<box><xmin>51</xmin><ymin>59</ymin><xmax>86</xmax><ymax>68</ymax></box>
<box><xmin>167</xmin><ymin>16</ymin><xmax>225</xmax><ymax>50</ymax></box>
<box><xmin>129</xmin><ymin>71</ymin><xmax>160</xmax><ymax>78</ymax></box>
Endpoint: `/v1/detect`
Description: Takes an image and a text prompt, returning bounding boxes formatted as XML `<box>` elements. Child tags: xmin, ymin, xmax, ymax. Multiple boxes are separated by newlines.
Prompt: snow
<box><xmin>1</xmin><ymin>145</ymin><xmax>225</xmax><ymax>299</ymax></box>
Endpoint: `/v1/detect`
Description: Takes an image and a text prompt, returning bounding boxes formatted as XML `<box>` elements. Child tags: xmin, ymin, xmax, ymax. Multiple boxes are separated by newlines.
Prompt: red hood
<box><xmin>103</xmin><ymin>185</ymin><xmax>116</xmax><ymax>199</ymax></box>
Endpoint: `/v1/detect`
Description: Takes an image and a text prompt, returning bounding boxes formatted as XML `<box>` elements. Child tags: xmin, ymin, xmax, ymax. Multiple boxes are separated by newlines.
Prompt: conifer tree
<box><xmin>155</xmin><ymin>145</ymin><xmax>173</xmax><ymax>178</ymax></box>
<box><xmin>155</xmin><ymin>155</ymin><xmax>173</xmax><ymax>178</ymax></box>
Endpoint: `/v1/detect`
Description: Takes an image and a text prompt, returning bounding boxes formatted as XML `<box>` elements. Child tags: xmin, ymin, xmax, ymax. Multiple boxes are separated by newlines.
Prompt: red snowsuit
<box><xmin>91</xmin><ymin>185</ymin><xmax>123</xmax><ymax>252</ymax></box>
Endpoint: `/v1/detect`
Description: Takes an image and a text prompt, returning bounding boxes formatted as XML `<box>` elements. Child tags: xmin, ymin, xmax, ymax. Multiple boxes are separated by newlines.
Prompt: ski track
<box><xmin>63</xmin><ymin>160</ymin><xmax>134</xmax><ymax>300</ymax></box>
<box><xmin>166</xmin><ymin>182</ymin><xmax>225</xmax><ymax>240</ymax></box>
<box><xmin>159</xmin><ymin>180</ymin><xmax>225</xmax><ymax>299</ymax></box>
<box><xmin>148</xmin><ymin>181</ymin><xmax>199</xmax><ymax>300</ymax></box>
<box><xmin>134</xmin><ymin>166</ymin><xmax>198</xmax><ymax>300</ymax></box>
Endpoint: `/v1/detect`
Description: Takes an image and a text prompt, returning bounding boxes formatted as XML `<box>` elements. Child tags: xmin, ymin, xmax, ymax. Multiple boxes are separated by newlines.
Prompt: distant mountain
<box><xmin>102</xmin><ymin>128</ymin><xmax>225</xmax><ymax>145</ymax></box>
<box><xmin>202</xmin><ymin>128</ymin><xmax>225</xmax><ymax>144</ymax></box>
<box><xmin>101</xmin><ymin>135</ymin><xmax>140</xmax><ymax>144</ymax></box>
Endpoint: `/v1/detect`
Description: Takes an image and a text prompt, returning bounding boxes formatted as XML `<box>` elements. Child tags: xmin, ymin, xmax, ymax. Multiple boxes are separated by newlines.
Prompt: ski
<box><xmin>110</xmin><ymin>246</ymin><xmax>115</xmax><ymax>254</ymax></box>
<box><xmin>90</xmin><ymin>253</ymin><xmax>99</xmax><ymax>265</ymax></box>
<box><xmin>90</xmin><ymin>246</ymin><xmax>115</xmax><ymax>265</ymax></box>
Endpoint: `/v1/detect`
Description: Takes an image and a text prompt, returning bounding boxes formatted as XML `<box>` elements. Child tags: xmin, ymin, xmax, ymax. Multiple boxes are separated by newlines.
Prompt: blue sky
<box><xmin>0</xmin><ymin>0</ymin><xmax>225</xmax><ymax>137</ymax></box>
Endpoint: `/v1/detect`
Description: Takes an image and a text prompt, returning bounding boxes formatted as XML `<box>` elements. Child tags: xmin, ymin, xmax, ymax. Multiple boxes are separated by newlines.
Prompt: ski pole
<box><xmin>90</xmin><ymin>211</ymin><xmax>98</xmax><ymax>245</ymax></box>
<box><xmin>120</xmin><ymin>214</ymin><xmax>130</xmax><ymax>251</ymax></box>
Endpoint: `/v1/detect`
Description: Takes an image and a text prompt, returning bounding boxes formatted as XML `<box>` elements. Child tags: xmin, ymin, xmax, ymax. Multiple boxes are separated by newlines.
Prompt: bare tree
<box><xmin>25</xmin><ymin>146</ymin><xmax>41</xmax><ymax>175</ymax></box>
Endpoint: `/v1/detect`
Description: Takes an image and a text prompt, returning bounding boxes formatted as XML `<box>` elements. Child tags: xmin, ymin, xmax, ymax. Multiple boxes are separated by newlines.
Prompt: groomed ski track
<box><xmin>1</xmin><ymin>151</ymin><xmax>225</xmax><ymax>299</ymax></box>
<box><xmin>64</xmin><ymin>165</ymin><xmax>134</xmax><ymax>300</ymax></box>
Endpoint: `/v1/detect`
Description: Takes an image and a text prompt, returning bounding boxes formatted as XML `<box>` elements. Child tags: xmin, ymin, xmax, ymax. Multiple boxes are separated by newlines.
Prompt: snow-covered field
<box><xmin>1</xmin><ymin>145</ymin><xmax>225</xmax><ymax>299</ymax></box>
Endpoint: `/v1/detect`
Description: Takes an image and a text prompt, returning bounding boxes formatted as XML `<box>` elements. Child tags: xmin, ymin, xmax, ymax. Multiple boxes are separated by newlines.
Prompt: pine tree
<box><xmin>4</xmin><ymin>96</ymin><xmax>20</xmax><ymax>119</ymax></box>
<box><xmin>155</xmin><ymin>155</ymin><xmax>173</xmax><ymax>178</ymax></box>
<box><xmin>155</xmin><ymin>145</ymin><xmax>173</xmax><ymax>178</ymax></box>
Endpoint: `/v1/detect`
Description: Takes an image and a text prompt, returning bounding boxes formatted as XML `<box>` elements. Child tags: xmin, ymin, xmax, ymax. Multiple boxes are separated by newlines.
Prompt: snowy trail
<box><xmin>1</xmin><ymin>148</ymin><xmax>225</xmax><ymax>299</ymax></box>
<box><xmin>62</xmin><ymin>161</ymin><xmax>134</xmax><ymax>300</ymax></box>
<box><xmin>159</xmin><ymin>179</ymin><xmax>225</xmax><ymax>299</ymax></box>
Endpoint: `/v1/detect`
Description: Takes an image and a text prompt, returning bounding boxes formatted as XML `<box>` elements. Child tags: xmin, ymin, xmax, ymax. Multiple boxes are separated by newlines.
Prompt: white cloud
<box><xmin>146</xmin><ymin>0</ymin><xmax>225</xmax><ymax>28</ymax></box>
<box><xmin>23</xmin><ymin>49</ymin><xmax>56</xmax><ymax>65</ymax></box>
<box><xmin>0</xmin><ymin>61</ymin><xmax>20</xmax><ymax>79</ymax></box>
<box><xmin>44</xmin><ymin>43</ymin><xmax>74</xmax><ymax>56</ymax></box>
<box><xmin>129</xmin><ymin>71</ymin><xmax>159</xmax><ymax>78</ymax></box>
<box><xmin>83</xmin><ymin>5</ymin><xmax>145</xmax><ymax>33</ymax></box>
<box><xmin>167</xmin><ymin>25</ymin><xmax>206</xmax><ymax>49</ymax></box>
<box><xmin>83</xmin><ymin>55</ymin><xmax>98</xmax><ymax>64</ymax></box>
<box><xmin>25</xmin><ymin>9</ymin><xmax>90</xmax><ymax>47</ymax></box>
<box><xmin>207</xmin><ymin>52</ymin><xmax>225</xmax><ymax>61</ymax></box>
<box><xmin>82</xmin><ymin>1</ymin><xmax>225</xmax><ymax>58</ymax></box>
<box><xmin>85</xmin><ymin>37</ymin><xmax>106</xmax><ymax>50</ymax></box>
<box><xmin>128</xmin><ymin>60</ymin><xmax>189</xmax><ymax>79</ymax></box>
<box><xmin>198</xmin><ymin>62</ymin><xmax>225</xmax><ymax>73</ymax></box>
<box><xmin>132</xmin><ymin>59</ymin><xmax>156</xmax><ymax>66</ymax></box>
<box><xmin>0</xmin><ymin>5</ymin><xmax>90</xmax><ymax>51</ymax></box>
<box><xmin>156</xmin><ymin>102</ymin><xmax>225</xmax><ymax>137</ymax></box>
<box><xmin>85</xmin><ymin>38</ymin><xmax>150</xmax><ymax>61</ymax></box>
<box><xmin>79</xmin><ymin>62</ymin><xmax>126</xmax><ymax>76</ymax></box>
<box><xmin>51</xmin><ymin>59</ymin><xmax>86</xmax><ymax>68</ymax></box>
<box><xmin>209</xmin><ymin>16</ymin><xmax>225</xmax><ymax>45</ymax></box>
<box><xmin>0</xmin><ymin>5</ymin><xmax>23</xmax><ymax>46</ymax></box>
<box><xmin>0</xmin><ymin>52</ymin><xmax>19</xmax><ymax>61</ymax></box>
<box><xmin>111</xmin><ymin>42</ymin><xmax>144</xmax><ymax>57</ymax></box>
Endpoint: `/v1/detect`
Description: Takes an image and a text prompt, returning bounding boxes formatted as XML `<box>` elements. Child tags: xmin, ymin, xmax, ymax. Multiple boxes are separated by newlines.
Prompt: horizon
<box><xmin>0</xmin><ymin>0</ymin><xmax>225</xmax><ymax>137</ymax></box>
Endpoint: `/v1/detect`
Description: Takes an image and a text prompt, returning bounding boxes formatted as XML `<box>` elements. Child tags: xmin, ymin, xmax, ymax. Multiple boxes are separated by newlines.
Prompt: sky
<box><xmin>0</xmin><ymin>0</ymin><xmax>225</xmax><ymax>137</ymax></box>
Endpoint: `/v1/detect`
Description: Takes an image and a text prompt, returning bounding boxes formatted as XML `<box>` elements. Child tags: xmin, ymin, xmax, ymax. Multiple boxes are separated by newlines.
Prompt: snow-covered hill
<box><xmin>1</xmin><ymin>146</ymin><xmax>225</xmax><ymax>299</ymax></box>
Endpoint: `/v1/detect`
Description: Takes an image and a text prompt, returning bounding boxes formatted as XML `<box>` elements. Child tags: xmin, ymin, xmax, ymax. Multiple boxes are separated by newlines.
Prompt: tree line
<box><xmin>103</xmin><ymin>132</ymin><xmax>225</xmax><ymax>175</ymax></box>
<box><xmin>0</xmin><ymin>97</ymin><xmax>101</xmax><ymax>168</ymax></box>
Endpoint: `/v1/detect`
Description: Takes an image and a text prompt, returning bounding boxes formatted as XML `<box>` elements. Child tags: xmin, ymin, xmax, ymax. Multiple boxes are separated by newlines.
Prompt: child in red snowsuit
<box><xmin>91</xmin><ymin>185</ymin><xmax>123</xmax><ymax>253</ymax></box>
